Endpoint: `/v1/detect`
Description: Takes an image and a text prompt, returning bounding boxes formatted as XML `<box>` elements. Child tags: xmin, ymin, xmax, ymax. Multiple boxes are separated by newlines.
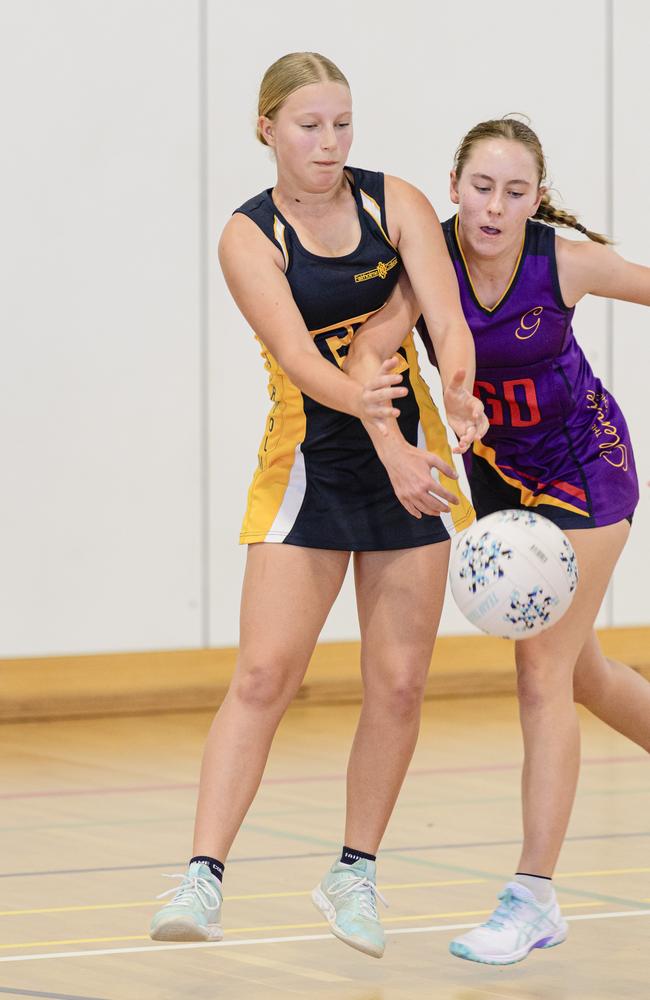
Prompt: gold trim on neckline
<box><xmin>454</xmin><ymin>214</ymin><xmax>525</xmax><ymax>313</ymax></box>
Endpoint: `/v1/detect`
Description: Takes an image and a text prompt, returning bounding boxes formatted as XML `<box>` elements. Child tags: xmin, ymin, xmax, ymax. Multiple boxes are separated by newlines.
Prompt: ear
<box><xmin>449</xmin><ymin>169</ymin><xmax>460</xmax><ymax>205</ymax></box>
<box><xmin>258</xmin><ymin>115</ymin><xmax>275</xmax><ymax>147</ymax></box>
<box><xmin>531</xmin><ymin>184</ymin><xmax>547</xmax><ymax>216</ymax></box>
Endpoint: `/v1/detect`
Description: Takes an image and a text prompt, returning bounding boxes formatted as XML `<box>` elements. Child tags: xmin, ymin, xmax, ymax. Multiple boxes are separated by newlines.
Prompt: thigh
<box><xmin>515</xmin><ymin>520</ymin><xmax>630</xmax><ymax>672</ymax></box>
<box><xmin>239</xmin><ymin>543</ymin><xmax>350</xmax><ymax>665</ymax></box>
<box><xmin>354</xmin><ymin>541</ymin><xmax>450</xmax><ymax>677</ymax></box>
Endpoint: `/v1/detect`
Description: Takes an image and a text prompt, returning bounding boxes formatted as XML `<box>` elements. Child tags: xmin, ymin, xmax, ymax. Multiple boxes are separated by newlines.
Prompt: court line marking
<box><xmin>2</xmin><ymin>850</ymin><xmax>645</xmax><ymax>910</ymax></box>
<box><xmin>3</xmin><ymin>867</ymin><xmax>649</xmax><ymax>918</ymax></box>
<box><xmin>4</xmin><ymin>832</ymin><xmax>650</xmax><ymax>880</ymax></box>
<box><xmin>0</xmin><ymin>988</ymin><xmax>108</xmax><ymax>1000</ymax></box>
<box><xmin>4</xmin><ymin>782</ymin><xmax>650</xmax><ymax>835</ymax></box>
<box><xmin>556</xmin><ymin>867</ymin><xmax>650</xmax><ymax>878</ymax></box>
<box><xmin>215</xmin><ymin>950</ymin><xmax>352</xmax><ymax>983</ymax></box>
<box><xmin>0</xmin><ymin>900</ymin><xmax>616</xmax><ymax>951</ymax></box>
<box><xmin>2</xmin><ymin>753</ymin><xmax>645</xmax><ymax>800</ymax></box>
<box><xmin>0</xmin><ymin>879</ymin><xmax>484</xmax><ymax>917</ymax></box>
<box><xmin>0</xmin><ymin>909</ymin><xmax>648</xmax><ymax>964</ymax></box>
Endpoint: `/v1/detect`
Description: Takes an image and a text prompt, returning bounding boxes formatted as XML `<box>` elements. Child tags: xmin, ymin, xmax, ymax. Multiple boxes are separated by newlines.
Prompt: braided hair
<box><xmin>454</xmin><ymin>117</ymin><xmax>612</xmax><ymax>245</ymax></box>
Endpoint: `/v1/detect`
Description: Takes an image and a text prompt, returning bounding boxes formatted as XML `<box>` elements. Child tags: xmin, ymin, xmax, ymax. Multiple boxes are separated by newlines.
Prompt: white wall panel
<box><xmin>208</xmin><ymin>0</ymin><xmax>609</xmax><ymax>642</ymax></box>
<box><xmin>2</xmin><ymin>1</ymin><xmax>635</xmax><ymax>657</ymax></box>
<box><xmin>0</xmin><ymin>1</ymin><xmax>202</xmax><ymax>654</ymax></box>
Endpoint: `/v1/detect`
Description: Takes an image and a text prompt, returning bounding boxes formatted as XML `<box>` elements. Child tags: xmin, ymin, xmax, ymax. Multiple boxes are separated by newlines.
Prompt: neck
<box><xmin>457</xmin><ymin>217</ymin><xmax>525</xmax><ymax>280</ymax></box>
<box><xmin>273</xmin><ymin>170</ymin><xmax>347</xmax><ymax>214</ymax></box>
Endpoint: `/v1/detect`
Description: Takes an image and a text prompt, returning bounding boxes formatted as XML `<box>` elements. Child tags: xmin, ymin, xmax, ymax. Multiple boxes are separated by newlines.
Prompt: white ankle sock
<box><xmin>514</xmin><ymin>872</ymin><xmax>554</xmax><ymax>903</ymax></box>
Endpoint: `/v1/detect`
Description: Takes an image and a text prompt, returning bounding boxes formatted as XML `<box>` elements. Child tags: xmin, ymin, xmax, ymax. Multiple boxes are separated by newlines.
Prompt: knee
<box><xmin>515</xmin><ymin>649</ymin><xmax>573</xmax><ymax>711</ymax></box>
<box><xmin>231</xmin><ymin>661</ymin><xmax>300</xmax><ymax>710</ymax></box>
<box><xmin>365</xmin><ymin>663</ymin><xmax>428</xmax><ymax>719</ymax></box>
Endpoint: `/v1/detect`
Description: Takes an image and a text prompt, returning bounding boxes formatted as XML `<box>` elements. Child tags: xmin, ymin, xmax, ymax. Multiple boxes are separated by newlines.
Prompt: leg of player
<box><xmin>150</xmin><ymin>543</ymin><xmax>350</xmax><ymax>942</ymax></box>
<box><xmin>312</xmin><ymin>540</ymin><xmax>449</xmax><ymax>958</ymax></box>
<box><xmin>450</xmin><ymin>519</ymin><xmax>630</xmax><ymax>966</ymax></box>
<box><xmin>573</xmin><ymin>629</ymin><xmax>650</xmax><ymax>751</ymax></box>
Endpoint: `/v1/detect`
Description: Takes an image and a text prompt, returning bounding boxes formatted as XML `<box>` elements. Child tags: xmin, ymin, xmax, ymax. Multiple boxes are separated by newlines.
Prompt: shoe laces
<box><xmin>485</xmin><ymin>887</ymin><xmax>524</xmax><ymax>930</ymax></box>
<box><xmin>156</xmin><ymin>872</ymin><xmax>221</xmax><ymax>910</ymax></box>
<box><xmin>329</xmin><ymin>874</ymin><xmax>388</xmax><ymax>920</ymax></box>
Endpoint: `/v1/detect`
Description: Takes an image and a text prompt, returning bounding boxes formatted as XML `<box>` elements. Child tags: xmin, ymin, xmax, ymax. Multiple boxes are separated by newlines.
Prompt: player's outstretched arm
<box><xmin>557</xmin><ymin>236</ymin><xmax>650</xmax><ymax>308</ymax></box>
<box><xmin>345</xmin><ymin>327</ymin><xmax>460</xmax><ymax>519</ymax></box>
<box><xmin>384</xmin><ymin>176</ymin><xmax>488</xmax><ymax>452</ymax></box>
<box><xmin>219</xmin><ymin>214</ymin><xmax>404</xmax><ymax>430</ymax></box>
<box><xmin>347</xmin><ymin>270</ymin><xmax>420</xmax><ymax>371</ymax></box>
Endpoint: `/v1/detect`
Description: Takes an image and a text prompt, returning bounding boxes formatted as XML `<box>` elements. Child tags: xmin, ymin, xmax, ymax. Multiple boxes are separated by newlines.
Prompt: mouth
<box><xmin>480</xmin><ymin>225</ymin><xmax>502</xmax><ymax>237</ymax></box>
<box><xmin>314</xmin><ymin>160</ymin><xmax>338</xmax><ymax>166</ymax></box>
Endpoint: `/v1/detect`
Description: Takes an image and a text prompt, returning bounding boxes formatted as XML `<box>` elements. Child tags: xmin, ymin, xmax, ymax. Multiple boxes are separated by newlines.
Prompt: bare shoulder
<box><xmin>555</xmin><ymin>233</ymin><xmax>616</xmax><ymax>270</ymax></box>
<box><xmin>556</xmin><ymin>235</ymin><xmax>615</xmax><ymax>304</ymax></box>
<box><xmin>385</xmin><ymin>174</ymin><xmax>438</xmax><ymax>214</ymax></box>
<box><xmin>219</xmin><ymin>212</ymin><xmax>273</xmax><ymax>256</ymax></box>
<box><xmin>384</xmin><ymin>175</ymin><xmax>440</xmax><ymax>247</ymax></box>
<box><xmin>218</xmin><ymin>212</ymin><xmax>284</xmax><ymax>272</ymax></box>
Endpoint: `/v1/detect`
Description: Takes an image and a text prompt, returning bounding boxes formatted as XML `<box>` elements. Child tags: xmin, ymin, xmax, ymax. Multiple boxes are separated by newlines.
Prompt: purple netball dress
<box><xmin>419</xmin><ymin>216</ymin><xmax>639</xmax><ymax>529</ymax></box>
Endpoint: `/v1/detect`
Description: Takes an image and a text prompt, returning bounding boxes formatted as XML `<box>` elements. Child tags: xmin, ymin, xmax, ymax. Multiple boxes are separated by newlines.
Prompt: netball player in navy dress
<box><xmin>348</xmin><ymin>117</ymin><xmax>650</xmax><ymax>966</ymax></box>
<box><xmin>149</xmin><ymin>53</ymin><xmax>487</xmax><ymax>957</ymax></box>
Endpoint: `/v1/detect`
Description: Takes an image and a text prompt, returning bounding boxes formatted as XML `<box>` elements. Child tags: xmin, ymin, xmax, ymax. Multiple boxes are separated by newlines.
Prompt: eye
<box><xmin>475</xmin><ymin>185</ymin><xmax>490</xmax><ymax>193</ymax></box>
<box><xmin>300</xmin><ymin>123</ymin><xmax>318</xmax><ymax>129</ymax></box>
<box><xmin>336</xmin><ymin>122</ymin><xmax>351</xmax><ymax>128</ymax></box>
<box><xmin>508</xmin><ymin>191</ymin><xmax>524</xmax><ymax>198</ymax></box>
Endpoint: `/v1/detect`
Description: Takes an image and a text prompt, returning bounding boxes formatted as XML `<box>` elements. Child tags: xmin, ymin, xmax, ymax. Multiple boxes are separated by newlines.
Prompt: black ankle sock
<box><xmin>340</xmin><ymin>846</ymin><xmax>376</xmax><ymax>866</ymax></box>
<box><xmin>190</xmin><ymin>855</ymin><xmax>224</xmax><ymax>883</ymax></box>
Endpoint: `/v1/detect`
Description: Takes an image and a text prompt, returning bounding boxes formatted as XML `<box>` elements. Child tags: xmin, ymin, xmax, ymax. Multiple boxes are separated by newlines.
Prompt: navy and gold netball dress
<box><xmin>234</xmin><ymin>167</ymin><xmax>474</xmax><ymax>551</ymax></box>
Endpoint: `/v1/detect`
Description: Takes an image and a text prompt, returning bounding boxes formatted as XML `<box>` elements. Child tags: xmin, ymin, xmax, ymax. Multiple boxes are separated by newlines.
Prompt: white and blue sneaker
<box><xmin>449</xmin><ymin>881</ymin><xmax>567</xmax><ymax>965</ymax></box>
<box><xmin>150</xmin><ymin>861</ymin><xmax>223</xmax><ymax>941</ymax></box>
<box><xmin>312</xmin><ymin>858</ymin><xmax>388</xmax><ymax>958</ymax></box>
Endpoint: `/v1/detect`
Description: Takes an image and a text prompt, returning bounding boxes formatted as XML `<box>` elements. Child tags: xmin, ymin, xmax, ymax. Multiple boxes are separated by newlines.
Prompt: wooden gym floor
<box><xmin>0</xmin><ymin>695</ymin><xmax>648</xmax><ymax>999</ymax></box>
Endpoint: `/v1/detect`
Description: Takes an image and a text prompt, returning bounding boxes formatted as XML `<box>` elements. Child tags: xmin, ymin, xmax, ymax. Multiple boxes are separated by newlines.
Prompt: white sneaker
<box><xmin>449</xmin><ymin>881</ymin><xmax>567</xmax><ymax>965</ymax></box>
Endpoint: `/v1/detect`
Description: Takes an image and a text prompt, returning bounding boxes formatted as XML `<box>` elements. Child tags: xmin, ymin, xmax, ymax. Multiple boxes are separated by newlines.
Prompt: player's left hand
<box><xmin>358</xmin><ymin>356</ymin><xmax>409</xmax><ymax>436</ymax></box>
<box><xmin>443</xmin><ymin>368</ymin><xmax>489</xmax><ymax>454</ymax></box>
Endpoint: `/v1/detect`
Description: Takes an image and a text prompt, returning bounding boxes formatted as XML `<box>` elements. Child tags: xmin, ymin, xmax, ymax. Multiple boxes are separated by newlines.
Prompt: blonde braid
<box><xmin>455</xmin><ymin>117</ymin><xmax>612</xmax><ymax>245</ymax></box>
<box><xmin>535</xmin><ymin>192</ymin><xmax>611</xmax><ymax>245</ymax></box>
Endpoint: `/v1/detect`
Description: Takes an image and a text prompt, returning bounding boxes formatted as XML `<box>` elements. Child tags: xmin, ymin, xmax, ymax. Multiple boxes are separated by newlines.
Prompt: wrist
<box><xmin>350</xmin><ymin>381</ymin><xmax>365</xmax><ymax>420</ymax></box>
<box><xmin>372</xmin><ymin>426</ymin><xmax>406</xmax><ymax>459</ymax></box>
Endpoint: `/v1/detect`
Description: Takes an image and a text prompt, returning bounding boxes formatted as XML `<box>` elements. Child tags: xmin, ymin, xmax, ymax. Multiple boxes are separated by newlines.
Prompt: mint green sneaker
<box><xmin>150</xmin><ymin>861</ymin><xmax>223</xmax><ymax>941</ymax></box>
<box><xmin>311</xmin><ymin>858</ymin><xmax>388</xmax><ymax>958</ymax></box>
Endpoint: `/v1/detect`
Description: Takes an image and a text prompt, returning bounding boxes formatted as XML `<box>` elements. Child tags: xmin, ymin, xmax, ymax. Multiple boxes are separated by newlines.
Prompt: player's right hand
<box><xmin>379</xmin><ymin>440</ymin><xmax>460</xmax><ymax>518</ymax></box>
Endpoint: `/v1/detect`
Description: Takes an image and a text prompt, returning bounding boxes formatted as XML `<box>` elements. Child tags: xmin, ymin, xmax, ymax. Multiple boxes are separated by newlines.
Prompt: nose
<box><xmin>320</xmin><ymin>124</ymin><xmax>337</xmax><ymax>150</ymax></box>
<box><xmin>487</xmin><ymin>190</ymin><xmax>504</xmax><ymax>216</ymax></box>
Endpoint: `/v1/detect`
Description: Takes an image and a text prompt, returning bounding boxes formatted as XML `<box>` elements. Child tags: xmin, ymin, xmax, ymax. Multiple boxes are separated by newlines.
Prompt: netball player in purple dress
<box><xmin>347</xmin><ymin>117</ymin><xmax>650</xmax><ymax>966</ymax></box>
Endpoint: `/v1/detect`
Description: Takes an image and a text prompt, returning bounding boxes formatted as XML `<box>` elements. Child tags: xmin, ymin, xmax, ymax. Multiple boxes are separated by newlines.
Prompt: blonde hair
<box><xmin>454</xmin><ymin>116</ymin><xmax>611</xmax><ymax>245</ymax></box>
<box><xmin>256</xmin><ymin>52</ymin><xmax>350</xmax><ymax>146</ymax></box>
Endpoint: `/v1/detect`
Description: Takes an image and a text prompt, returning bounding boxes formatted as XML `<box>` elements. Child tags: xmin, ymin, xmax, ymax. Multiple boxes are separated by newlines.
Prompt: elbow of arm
<box><xmin>429</xmin><ymin>317</ymin><xmax>473</xmax><ymax>347</ymax></box>
<box><xmin>274</xmin><ymin>342</ymin><xmax>322</xmax><ymax>389</ymax></box>
<box><xmin>344</xmin><ymin>336</ymin><xmax>384</xmax><ymax>378</ymax></box>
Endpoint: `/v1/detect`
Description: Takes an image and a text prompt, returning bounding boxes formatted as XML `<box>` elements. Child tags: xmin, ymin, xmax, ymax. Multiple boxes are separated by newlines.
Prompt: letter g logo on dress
<box><xmin>515</xmin><ymin>306</ymin><xmax>544</xmax><ymax>341</ymax></box>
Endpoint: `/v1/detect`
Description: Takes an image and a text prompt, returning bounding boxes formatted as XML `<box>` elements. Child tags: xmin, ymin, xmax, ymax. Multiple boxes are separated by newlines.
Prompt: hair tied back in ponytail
<box><xmin>454</xmin><ymin>116</ymin><xmax>612</xmax><ymax>245</ymax></box>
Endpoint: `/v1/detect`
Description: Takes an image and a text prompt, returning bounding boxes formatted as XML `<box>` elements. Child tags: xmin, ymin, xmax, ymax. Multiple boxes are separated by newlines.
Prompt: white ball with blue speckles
<box><xmin>449</xmin><ymin>510</ymin><xmax>578</xmax><ymax>639</ymax></box>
